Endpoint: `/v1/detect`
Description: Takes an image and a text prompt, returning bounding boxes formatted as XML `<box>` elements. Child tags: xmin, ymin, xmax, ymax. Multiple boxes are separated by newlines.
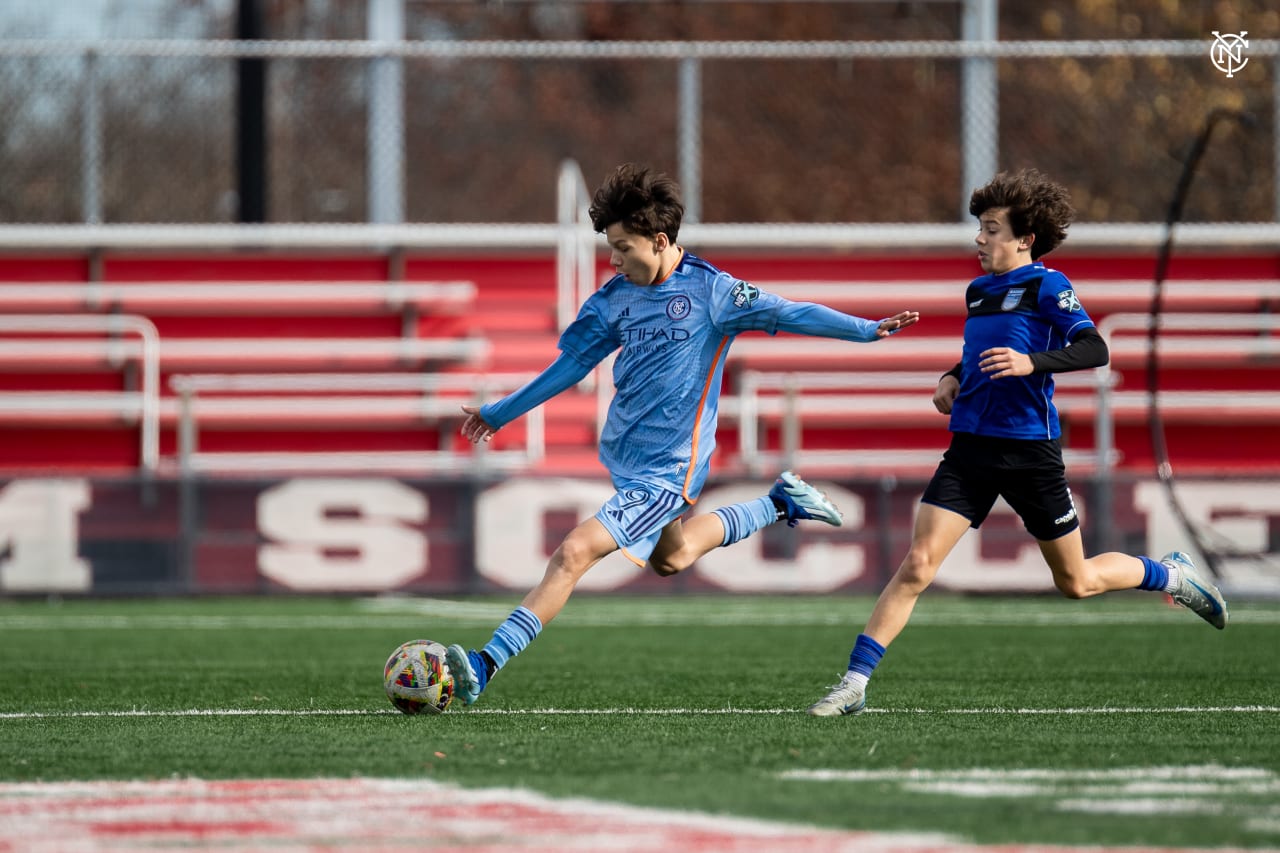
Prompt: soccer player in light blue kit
<box><xmin>807</xmin><ymin>168</ymin><xmax>1229</xmax><ymax>718</ymax></box>
<box><xmin>447</xmin><ymin>163</ymin><xmax>919</xmax><ymax>705</ymax></box>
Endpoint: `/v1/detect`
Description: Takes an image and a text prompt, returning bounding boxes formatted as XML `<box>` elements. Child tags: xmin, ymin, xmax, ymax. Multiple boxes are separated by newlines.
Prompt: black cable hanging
<box><xmin>1147</xmin><ymin>107</ymin><xmax>1254</xmax><ymax>578</ymax></box>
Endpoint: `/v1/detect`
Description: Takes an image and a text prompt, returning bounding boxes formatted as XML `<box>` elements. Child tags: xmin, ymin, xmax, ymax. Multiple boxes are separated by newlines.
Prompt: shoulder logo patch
<box><xmin>1056</xmin><ymin>289</ymin><xmax>1082</xmax><ymax>312</ymax></box>
<box><xmin>730</xmin><ymin>281</ymin><xmax>759</xmax><ymax>310</ymax></box>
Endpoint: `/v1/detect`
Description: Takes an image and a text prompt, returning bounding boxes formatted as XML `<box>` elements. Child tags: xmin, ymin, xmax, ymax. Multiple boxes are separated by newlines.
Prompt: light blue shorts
<box><xmin>594</xmin><ymin>479</ymin><xmax>691</xmax><ymax>567</ymax></box>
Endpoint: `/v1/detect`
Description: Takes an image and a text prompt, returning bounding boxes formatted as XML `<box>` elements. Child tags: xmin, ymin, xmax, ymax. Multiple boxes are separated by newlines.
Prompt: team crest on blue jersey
<box><xmin>666</xmin><ymin>294</ymin><xmax>692</xmax><ymax>321</ymax></box>
<box><xmin>1056</xmin><ymin>289</ymin><xmax>1082</xmax><ymax>312</ymax></box>
<box><xmin>731</xmin><ymin>281</ymin><xmax>759</xmax><ymax>309</ymax></box>
<box><xmin>1001</xmin><ymin>288</ymin><xmax>1026</xmax><ymax>311</ymax></box>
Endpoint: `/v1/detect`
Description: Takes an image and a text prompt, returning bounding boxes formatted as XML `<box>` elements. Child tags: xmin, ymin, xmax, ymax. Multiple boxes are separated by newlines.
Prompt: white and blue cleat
<box><xmin>806</xmin><ymin>672</ymin><xmax>867</xmax><ymax>717</ymax></box>
<box><xmin>769</xmin><ymin>471</ymin><xmax>843</xmax><ymax>528</ymax></box>
<box><xmin>1163</xmin><ymin>551</ymin><xmax>1228</xmax><ymax>630</ymax></box>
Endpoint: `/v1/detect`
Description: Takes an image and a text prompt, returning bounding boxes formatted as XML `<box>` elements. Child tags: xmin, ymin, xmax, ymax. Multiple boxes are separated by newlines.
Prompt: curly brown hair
<box><xmin>968</xmin><ymin>169</ymin><xmax>1074</xmax><ymax>260</ymax></box>
<box><xmin>588</xmin><ymin>163</ymin><xmax>684</xmax><ymax>241</ymax></box>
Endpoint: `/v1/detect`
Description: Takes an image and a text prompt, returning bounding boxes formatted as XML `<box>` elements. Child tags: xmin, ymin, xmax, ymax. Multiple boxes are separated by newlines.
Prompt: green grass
<box><xmin>1</xmin><ymin>593</ymin><xmax>1277</xmax><ymax>849</ymax></box>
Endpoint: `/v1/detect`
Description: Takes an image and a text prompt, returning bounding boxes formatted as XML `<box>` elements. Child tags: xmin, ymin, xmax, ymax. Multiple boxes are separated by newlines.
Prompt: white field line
<box><xmin>1</xmin><ymin>705</ymin><xmax>1278</xmax><ymax>720</ymax></box>
<box><xmin>2</xmin><ymin>603</ymin><xmax>1279</xmax><ymax>631</ymax></box>
<box><xmin>781</xmin><ymin>766</ymin><xmax>1276</xmax><ymax>783</ymax></box>
<box><xmin>357</xmin><ymin>597</ymin><xmax>1280</xmax><ymax>627</ymax></box>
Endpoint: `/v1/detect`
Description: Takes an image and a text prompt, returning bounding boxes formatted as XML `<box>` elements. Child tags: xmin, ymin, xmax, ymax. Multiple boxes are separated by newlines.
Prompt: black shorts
<box><xmin>920</xmin><ymin>432</ymin><xmax>1080</xmax><ymax>541</ymax></box>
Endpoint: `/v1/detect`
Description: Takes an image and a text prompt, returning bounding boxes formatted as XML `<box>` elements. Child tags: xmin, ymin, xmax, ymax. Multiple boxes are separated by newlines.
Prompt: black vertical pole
<box><xmin>236</xmin><ymin>0</ymin><xmax>266</xmax><ymax>222</ymax></box>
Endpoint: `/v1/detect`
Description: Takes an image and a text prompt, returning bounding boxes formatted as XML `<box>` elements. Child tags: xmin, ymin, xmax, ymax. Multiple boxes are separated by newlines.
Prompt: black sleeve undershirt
<box><xmin>939</xmin><ymin>326</ymin><xmax>1109</xmax><ymax>382</ymax></box>
<box><xmin>1028</xmin><ymin>326</ymin><xmax>1109</xmax><ymax>373</ymax></box>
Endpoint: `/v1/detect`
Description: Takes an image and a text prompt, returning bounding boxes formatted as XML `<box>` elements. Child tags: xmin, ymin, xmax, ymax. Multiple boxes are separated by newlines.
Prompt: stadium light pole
<box><xmin>960</xmin><ymin>0</ymin><xmax>998</xmax><ymax>220</ymax></box>
<box><xmin>80</xmin><ymin>50</ymin><xmax>103</xmax><ymax>225</ymax></box>
<box><xmin>678</xmin><ymin>57</ymin><xmax>702</xmax><ymax>224</ymax></box>
<box><xmin>368</xmin><ymin>0</ymin><xmax>406</xmax><ymax>225</ymax></box>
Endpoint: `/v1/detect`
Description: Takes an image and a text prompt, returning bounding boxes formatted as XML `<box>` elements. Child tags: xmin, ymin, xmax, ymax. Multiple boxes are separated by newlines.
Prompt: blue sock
<box><xmin>713</xmin><ymin>497</ymin><xmax>779</xmax><ymax>546</ymax></box>
<box><xmin>465</xmin><ymin>650</ymin><xmax>491</xmax><ymax>692</ymax></box>
<box><xmin>482</xmin><ymin>606</ymin><xmax>543</xmax><ymax>674</ymax></box>
<box><xmin>848</xmin><ymin>633</ymin><xmax>886</xmax><ymax>677</ymax></box>
<box><xmin>1136</xmin><ymin>555</ymin><xmax>1169</xmax><ymax>591</ymax></box>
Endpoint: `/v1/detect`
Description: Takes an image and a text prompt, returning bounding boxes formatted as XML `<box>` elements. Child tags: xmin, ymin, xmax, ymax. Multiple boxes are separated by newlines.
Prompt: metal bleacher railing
<box><xmin>1092</xmin><ymin>312</ymin><xmax>1280</xmax><ymax>471</ymax></box>
<box><xmin>0</xmin><ymin>280</ymin><xmax>476</xmax><ymax>339</ymax></box>
<box><xmin>726</xmin><ymin>370</ymin><xmax>1067</xmax><ymax>476</ymax></box>
<box><xmin>167</xmin><ymin>372</ymin><xmax>540</xmax><ymax>477</ymax></box>
<box><xmin>0</xmin><ymin>313</ymin><xmax>161</xmax><ymax>473</ymax></box>
<box><xmin>0</xmin><ymin>272</ymin><xmax>493</xmax><ymax>476</ymax></box>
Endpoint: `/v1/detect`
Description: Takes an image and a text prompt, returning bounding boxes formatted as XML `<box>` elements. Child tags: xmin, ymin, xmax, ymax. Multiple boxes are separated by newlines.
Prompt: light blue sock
<box><xmin>713</xmin><ymin>496</ymin><xmax>779</xmax><ymax>546</ymax></box>
<box><xmin>482</xmin><ymin>606</ymin><xmax>543</xmax><ymax>672</ymax></box>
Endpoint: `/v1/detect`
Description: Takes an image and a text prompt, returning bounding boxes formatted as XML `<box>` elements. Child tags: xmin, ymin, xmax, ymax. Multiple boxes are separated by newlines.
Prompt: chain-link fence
<box><xmin>0</xmin><ymin>24</ymin><xmax>1275</xmax><ymax>224</ymax></box>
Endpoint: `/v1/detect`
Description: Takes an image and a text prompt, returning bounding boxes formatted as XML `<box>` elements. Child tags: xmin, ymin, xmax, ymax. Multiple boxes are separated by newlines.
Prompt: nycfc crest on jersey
<box><xmin>1056</xmin><ymin>289</ymin><xmax>1082</xmax><ymax>312</ymax></box>
<box><xmin>665</xmin><ymin>294</ymin><xmax>692</xmax><ymax>320</ymax></box>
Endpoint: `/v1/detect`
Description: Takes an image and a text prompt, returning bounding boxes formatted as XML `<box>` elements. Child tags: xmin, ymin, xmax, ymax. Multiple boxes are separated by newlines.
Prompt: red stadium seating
<box><xmin>0</xmin><ymin>252</ymin><xmax>1276</xmax><ymax>476</ymax></box>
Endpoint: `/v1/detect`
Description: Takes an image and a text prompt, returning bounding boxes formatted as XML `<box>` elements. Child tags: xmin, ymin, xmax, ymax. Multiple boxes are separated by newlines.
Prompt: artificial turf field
<box><xmin>1</xmin><ymin>593</ymin><xmax>1277</xmax><ymax>850</ymax></box>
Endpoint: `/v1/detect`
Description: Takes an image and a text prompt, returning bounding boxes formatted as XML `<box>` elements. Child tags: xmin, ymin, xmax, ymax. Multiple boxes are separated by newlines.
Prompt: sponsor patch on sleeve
<box><xmin>730</xmin><ymin>281</ymin><xmax>759</xmax><ymax>309</ymax></box>
<box><xmin>1056</xmin><ymin>289</ymin><xmax>1082</xmax><ymax>312</ymax></box>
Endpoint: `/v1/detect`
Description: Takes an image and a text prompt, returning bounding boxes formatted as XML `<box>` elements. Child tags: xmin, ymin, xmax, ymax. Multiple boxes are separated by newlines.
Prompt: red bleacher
<box><xmin>0</xmin><ymin>250</ymin><xmax>1276</xmax><ymax>476</ymax></box>
<box><xmin>0</xmin><ymin>254</ymin><xmax>521</xmax><ymax>473</ymax></box>
<box><xmin>717</xmin><ymin>254</ymin><xmax>1279</xmax><ymax>476</ymax></box>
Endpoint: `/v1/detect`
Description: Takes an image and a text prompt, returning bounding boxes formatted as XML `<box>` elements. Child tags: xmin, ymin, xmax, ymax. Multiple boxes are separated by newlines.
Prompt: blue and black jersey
<box><xmin>949</xmin><ymin>261</ymin><xmax>1096</xmax><ymax>440</ymax></box>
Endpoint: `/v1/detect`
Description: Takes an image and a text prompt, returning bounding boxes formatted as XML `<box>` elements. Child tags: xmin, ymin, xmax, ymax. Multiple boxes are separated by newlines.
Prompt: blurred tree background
<box><xmin>0</xmin><ymin>0</ymin><xmax>1274</xmax><ymax>224</ymax></box>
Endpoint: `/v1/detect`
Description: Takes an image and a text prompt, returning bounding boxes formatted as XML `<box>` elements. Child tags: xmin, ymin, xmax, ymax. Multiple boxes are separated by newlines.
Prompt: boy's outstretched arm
<box><xmin>459</xmin><ymin>352</ymin><xmax>594</xmax><ymax>446</ymax></box>
<box><xmin>773</xmin><ymin>301</ymin><xmax>919</xmax><ymax>342</ymax></box>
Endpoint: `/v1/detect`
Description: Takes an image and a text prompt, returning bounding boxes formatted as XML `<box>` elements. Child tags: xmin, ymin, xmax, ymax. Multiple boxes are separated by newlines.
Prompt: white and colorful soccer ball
<box><xmin>383</xmin><ymin>639</ymin><xmax>455</xmax><ymax>715</ymax></box>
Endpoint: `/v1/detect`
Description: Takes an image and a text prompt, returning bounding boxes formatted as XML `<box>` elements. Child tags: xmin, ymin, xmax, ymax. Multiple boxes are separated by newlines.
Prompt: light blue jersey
<box><xmin>557</xmin><ymin>251</ymin><xmax>882</xmax><ymax>501</ymax></box>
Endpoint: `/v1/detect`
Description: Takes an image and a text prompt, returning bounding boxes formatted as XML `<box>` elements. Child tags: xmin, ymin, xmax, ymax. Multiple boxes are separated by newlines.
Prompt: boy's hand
<box><xmin>460</xmin><ymin>405</ymin><xmax>498</xmax><ymax>444</ymax></box>
<box><xmin>979</xmin><ymin>347</ymin><xmax>1033</xmax><ymax>379</ymax></box>
<box><xmin>877</xmin><ymin>310</ymin><xmax>919</xmax><ymax>337</ymax></box>
<box><xmin>933</xmin><ymin>374</ymin><xmax>960</xmax><ymax>414</ymax></box>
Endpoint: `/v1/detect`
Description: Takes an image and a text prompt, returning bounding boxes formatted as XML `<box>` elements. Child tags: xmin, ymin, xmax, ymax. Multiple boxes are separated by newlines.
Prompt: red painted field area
<box><xmin>0</xmin><ymin>777</ymin><xmax>1253</xmax><ymax>853</ymax></box>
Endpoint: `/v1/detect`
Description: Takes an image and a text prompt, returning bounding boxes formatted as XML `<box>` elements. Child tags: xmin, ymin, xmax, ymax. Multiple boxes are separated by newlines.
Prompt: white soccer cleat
<box><xmin>769</xmin><ymin>471</ymin><xmax>843</xmax><ymax>528</ymax></box>
<box><xmin>1163</xmin><ymin>551</ymin><xmax>1228</xmax><ymax>630</ymax></box>
<box><xmin>806</xmin><ymin>672</ymin><xmax>867</xmax><ymax>717</ymax></box>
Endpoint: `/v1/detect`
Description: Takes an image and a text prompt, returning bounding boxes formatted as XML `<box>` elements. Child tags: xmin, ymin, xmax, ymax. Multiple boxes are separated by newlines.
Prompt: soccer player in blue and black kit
<box><xmin>445</xmin><ymin>163</ymin><xmax>919</xmax><ymax>706</ymax></box>
<box><xmin>808</xmin><ymin>168</ymin><xmax>1229</xmax><ymax>717</ymax></box>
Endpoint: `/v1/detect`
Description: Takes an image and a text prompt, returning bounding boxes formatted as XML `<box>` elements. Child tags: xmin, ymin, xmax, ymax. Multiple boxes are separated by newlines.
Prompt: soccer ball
<box><xmin>383</xmin><ymin>639</ymin><xmax>455</xmax><ymax>715</ymax></box>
